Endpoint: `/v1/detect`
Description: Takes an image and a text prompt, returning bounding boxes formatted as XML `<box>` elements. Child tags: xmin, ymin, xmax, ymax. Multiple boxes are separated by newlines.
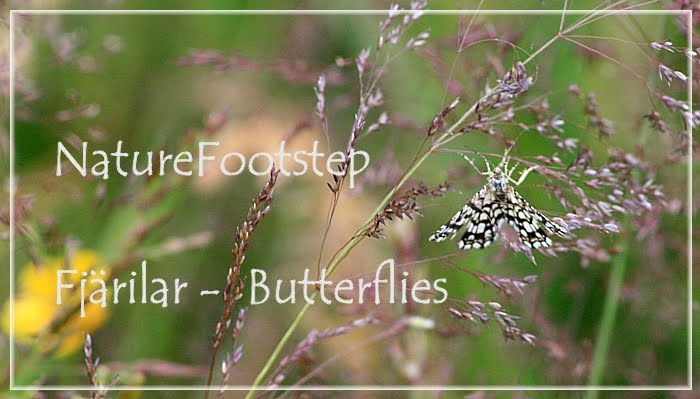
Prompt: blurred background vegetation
<box><xmin>0</xmin><ymin>0</ymin><xmax>695</xmax><ymax>398</ymax></box>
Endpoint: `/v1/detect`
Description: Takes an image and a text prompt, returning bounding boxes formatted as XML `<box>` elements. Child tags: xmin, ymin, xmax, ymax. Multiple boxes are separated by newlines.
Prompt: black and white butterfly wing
<box><xmin>429</xmin><ymin>183</ymin><xmax>566</xmax><ymax>251</ymax></box>
<box><xmin>429</xmin><ymin>184</ymin><xmax>501</xmax><ymax>249</ymax></box>
<box><xmin>457</xmin><ymin>205</ymin><xmax>500</xmax><ymax>249</ymax></box>
<box><xmin>427</xmin><ymin>205</ymin><xmax>472</xmax><ymax>242</ymax></box>
<box><xmin>503</xmin><ymin>189</ymin><xmax>566</xmax><ymax>249</ymax></box>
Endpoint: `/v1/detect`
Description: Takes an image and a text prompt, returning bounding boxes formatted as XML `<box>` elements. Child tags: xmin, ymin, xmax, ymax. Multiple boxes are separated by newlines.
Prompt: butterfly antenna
<box><xmin>501</xmin><ymin>129</ymin><xmax>529</xmax><ymax>169</ymax></box>
<box><xmin>462</xmin><ymin>146</ymin><xmax>494</xmax><ymax>175</ymax></box>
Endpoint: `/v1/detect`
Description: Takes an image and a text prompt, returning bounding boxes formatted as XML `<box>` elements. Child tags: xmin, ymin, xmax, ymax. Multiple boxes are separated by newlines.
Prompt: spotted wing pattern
<box><xmin>429</xmin><ymin>183</ymin><xmax>502</xmax><ymax>250</ymax></box>
<box><xmin>429</xmin><ymin>184</ymin><xmax>566</xmax><ymax>250</ymax></box>
<box><xmin>502</xmin><ymin>188</ymin><xmax>567</xmax><ymax>249</ymax></box>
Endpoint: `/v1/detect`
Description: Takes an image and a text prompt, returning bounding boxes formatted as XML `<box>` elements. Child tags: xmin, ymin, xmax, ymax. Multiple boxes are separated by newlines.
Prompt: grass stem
<box><xmin>585</xmin><ymin>238</ymin><xmax>629</xmax><ymax>398</ymax></box>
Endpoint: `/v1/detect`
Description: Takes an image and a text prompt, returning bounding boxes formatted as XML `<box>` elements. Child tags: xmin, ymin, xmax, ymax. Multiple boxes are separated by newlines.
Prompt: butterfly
<box><xmin>429</xmin><ymin>149</ymin><xmax>566</xmax><ymax>250</ymax></box>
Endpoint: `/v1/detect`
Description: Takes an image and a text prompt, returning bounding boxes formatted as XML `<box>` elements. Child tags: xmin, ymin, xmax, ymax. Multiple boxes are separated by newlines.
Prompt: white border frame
<box><xmin>7</xmin><ymin>8</ymin><xmax>693</xmax><ymax>392</ymax></box>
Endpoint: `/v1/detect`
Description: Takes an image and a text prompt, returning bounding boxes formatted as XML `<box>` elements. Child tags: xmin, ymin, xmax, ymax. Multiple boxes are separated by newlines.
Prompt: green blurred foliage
<box><xmin>1</xmin><ymin>1</ymin><xmax>694</xmax><ymax>398</ymax></box>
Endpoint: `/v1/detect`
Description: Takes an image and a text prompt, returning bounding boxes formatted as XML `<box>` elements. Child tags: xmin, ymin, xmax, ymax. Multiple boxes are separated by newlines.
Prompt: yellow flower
<box><xmin>1</xmin><ymin>249</ymin><xmax>110</xmax><ymax>356</ymax></box>
<box><xmin>2</xmin><ymin>296</ymin><xmax>56</xmax><ymax>339</ymax></box>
